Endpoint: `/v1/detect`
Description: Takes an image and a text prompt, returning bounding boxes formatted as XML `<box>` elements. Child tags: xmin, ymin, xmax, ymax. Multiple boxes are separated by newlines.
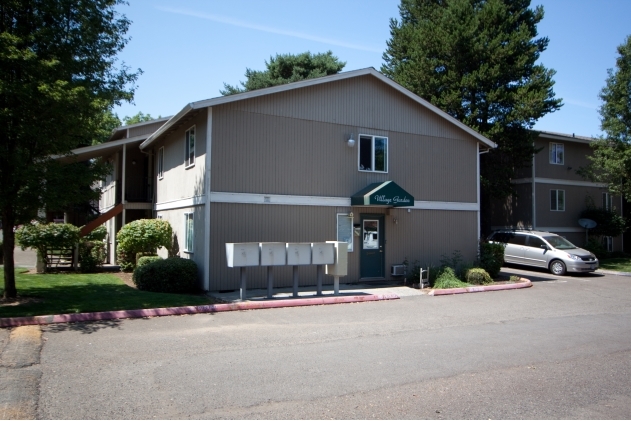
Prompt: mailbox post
<box><xmin>260</xmin><ymin>243</ymin><xmax>286</xmax><ymax>299</ymax></box>
<box><xmin>286</xmin><ymin>243</ymin><xmax>311</xmax><ymax>297</ymax></box>
<box><xmin>311</xmin><ymin>242</ymin><xmax>335</xmax><ymax>295</ymax></box>
<box><xmin>225</xmin><ymin>243</ymin><xmax>260</xmax><ymax>300</ymax></box>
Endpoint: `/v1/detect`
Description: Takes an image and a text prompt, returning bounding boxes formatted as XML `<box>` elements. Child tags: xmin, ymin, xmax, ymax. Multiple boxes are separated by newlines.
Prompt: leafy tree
<box><xmin>123</xmin><ymin>111</ymin><xmax>161</xmax><ymax>126</ymax></box>
<box><xmin>221</xmin><ymin>51</ymin><xmax>346</xmax><ymax>95</ymax></box>
<box><xmin>382</xmin><ymin>0</ymin><xmax>562</xmax><ymax>230</ymax></box>
<box><xmin>581</xmin><ymin>35</ymin><xmax>631</xmax><ymax>200</ymax></box>
<box><xmin>0</xmin><ymin>0</ymin><xmax>140</xmax><ymax>299</ymax></box>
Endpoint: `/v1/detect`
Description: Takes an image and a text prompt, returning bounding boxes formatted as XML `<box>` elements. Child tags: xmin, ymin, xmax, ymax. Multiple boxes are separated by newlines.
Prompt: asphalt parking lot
<box><xmin>2</xmin><ymin>265</ymin><xmax>630</xmax><ymax>419</ymax></box>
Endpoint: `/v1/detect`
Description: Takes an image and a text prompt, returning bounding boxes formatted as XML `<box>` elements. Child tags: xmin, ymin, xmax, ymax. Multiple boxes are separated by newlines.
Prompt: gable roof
<box><xmin>536</xmin><ymin>130</ymin><xmax>597</xmax><ymax>145</ymax></box>
<box><xmin>140</xmin><ymin>68</ymin><xmax>496</xmax><ymax>150</ymax></box>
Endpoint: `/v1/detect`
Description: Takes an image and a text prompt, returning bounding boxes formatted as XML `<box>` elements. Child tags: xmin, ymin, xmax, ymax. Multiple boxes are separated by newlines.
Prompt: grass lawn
<box><xmin>0</xmin><ymin>268</ymin><xmax>219</xmax><ymax>318</ymax></box>
<box><xmin>599</xmin><ymin>258</ymin><xmax>631</xmax><ymax>272</ymax></box>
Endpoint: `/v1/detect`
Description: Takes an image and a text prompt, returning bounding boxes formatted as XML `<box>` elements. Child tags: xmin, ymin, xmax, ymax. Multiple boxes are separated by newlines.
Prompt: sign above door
<box><xmin>351</xmin><ymin>181</ymin><xmax>414</xmax><ymax>207</ymax></box>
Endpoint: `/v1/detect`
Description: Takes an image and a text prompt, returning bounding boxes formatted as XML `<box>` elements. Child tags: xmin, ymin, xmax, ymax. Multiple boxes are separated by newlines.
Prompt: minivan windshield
<box><xmin>543</xmin><ymin>235</ymin><xmax>577</xmax><ymax>250</ymax></box>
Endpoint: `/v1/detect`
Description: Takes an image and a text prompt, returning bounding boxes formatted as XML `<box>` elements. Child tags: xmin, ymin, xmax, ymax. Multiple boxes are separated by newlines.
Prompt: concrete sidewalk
<box><xmin>209</xmin><ymin>280</ymin><xmax>427</xmax><ymax>303</ymax></box>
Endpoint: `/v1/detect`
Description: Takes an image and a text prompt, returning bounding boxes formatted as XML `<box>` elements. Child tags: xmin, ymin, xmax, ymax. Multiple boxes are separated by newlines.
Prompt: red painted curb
<box><xmin>428</xmin><ymin>279</ymin><xmax>532</xmax><ymax>296</ymax></box>
<box><xmin>0</xmin><ymin>293</ymin><xmax>400</xmax><ymax>328</ymax></box>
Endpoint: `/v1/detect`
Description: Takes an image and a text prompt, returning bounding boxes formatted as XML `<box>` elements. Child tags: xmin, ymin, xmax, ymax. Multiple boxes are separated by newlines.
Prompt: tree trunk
<box><xmin>2</xmin><ymin>207</ymin><xmax>17</xmax><ymax>299</ymax></box>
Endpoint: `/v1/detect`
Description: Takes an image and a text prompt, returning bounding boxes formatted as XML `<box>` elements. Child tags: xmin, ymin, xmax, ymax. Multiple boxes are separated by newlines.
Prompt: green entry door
<box><xmin>360</xmin><ymin>214</ymin><xmax>385</xmax><ymax>279</ymax></box>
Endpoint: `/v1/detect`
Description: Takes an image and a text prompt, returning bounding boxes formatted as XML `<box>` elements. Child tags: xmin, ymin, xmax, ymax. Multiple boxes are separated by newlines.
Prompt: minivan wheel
<box><xmin>549</xmin><ymin>260</ymin><xmax>567</xmax><ymax>276</ymax></box>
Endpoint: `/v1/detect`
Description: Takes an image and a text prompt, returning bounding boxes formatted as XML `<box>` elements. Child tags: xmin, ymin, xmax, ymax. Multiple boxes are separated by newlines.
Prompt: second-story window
<box><xmin>602</xmin><ymin>192</ymin><xmax>613</xmax><ymax>210</ymax></box>
<box><xmin>158</xmin><ymin>147</ymin><xmax>164</xmax><ymax>179</ymax></box>
<box><xmin>549</xmin><ymin>142</ymin><xmax>564</xmax><ymax>165</ymax></box>
<box><xmin>185</xmin><ymin>126</ymin><xmax>195</xmax><ymax>168</ymax></box>
<box><xmin>359</xmin><ymin>135</ymin><xmax>388</xmax><ymax>173</ymax></box>
<box><xmin>550</xmin><ymin>189</ymin><xmax>565</xmax><ymax>211</ymax></box>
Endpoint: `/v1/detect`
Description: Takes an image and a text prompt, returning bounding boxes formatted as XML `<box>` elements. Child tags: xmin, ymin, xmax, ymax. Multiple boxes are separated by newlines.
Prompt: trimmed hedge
<box><xmin>478</xmin><ymin>242</ymin><xmax>505</xmax><ymax>278</ymax></box>
<box><xmin>465</xmin><ymin>268</ymin><xmax>493</xmax><ymax>285</ymax></box>
<box><xmin>136</xmin><ymin>255</ymin><xmax>162</xmax><ymax>267</ymax></box>
<box><xmin>132</xmin><ymin>257</ymin><xmax>198</xmax><ymax>293</ymax></box>
<box><xmin>116</xmin><ymin>219</ymin><xmax>172</xmax><ymax>272</ymax></box>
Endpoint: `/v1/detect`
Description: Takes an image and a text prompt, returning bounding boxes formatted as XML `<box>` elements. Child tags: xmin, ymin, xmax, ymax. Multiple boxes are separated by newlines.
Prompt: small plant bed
<box><xmin>0</xmin><ymin>269</ymin><xmax>223</xmax><ymax>319</ymax></box>
<box><xmin>599</xmin><ymin>258</ymin><xmax>631</xmax><ymax>273</ymax></box>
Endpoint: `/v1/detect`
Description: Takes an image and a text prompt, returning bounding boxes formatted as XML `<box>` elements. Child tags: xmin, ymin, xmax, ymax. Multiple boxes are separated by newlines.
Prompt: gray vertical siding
<box><xmin>221</xmin><ymin>75</ymin><xmax>473</xmax><ymax>140</ymax></box>
<box><xmin>128</xmin><ymin>121</ymin><xmax>167</xmax><ymax>138</ymax></box>
<box><xmin>209</xmin><ymin>203</ymin><xmax>478</xmax><ymax>291</ymax></box>
<box><xmin>211</xmin><ymin>109</ymin><xmax>478</xmax><ymax>202</ymax></box>
<box><xmin>535</xmin><ymin>138</ymin><xmax>593</xmax><ymax>180</ymax></box>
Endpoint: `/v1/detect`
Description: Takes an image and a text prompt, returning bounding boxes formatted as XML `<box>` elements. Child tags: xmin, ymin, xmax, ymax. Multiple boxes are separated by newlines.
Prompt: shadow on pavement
<box><xmin>42</xmin><ymin>319</ymin><xmax>123</xmax><ymax>334</ymax></box>
<box><xmin>500</xmin><ymin>264</ymin><xmax>605</xmax><ymax>282</ymax></box>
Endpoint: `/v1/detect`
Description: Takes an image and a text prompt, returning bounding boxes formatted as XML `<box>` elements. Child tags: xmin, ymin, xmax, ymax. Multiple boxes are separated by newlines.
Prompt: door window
<box><xmin>363</xmin><ymin>220</ymin><xmax>379</xmax><ymax>249</ymax></box>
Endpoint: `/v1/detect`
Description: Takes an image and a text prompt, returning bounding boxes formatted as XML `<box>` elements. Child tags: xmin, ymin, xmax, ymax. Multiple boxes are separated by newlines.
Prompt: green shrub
<box><xmin>82</xmin><ymin>225</ymin><xmax>107</xmax><ymax>242</ymax></box>
<box><xmin>116</xmin><ymin>219</ymin><xmax>172</xmax><ymax>272</ymax></box>
<box><xmin>136</xmin><ymin>255</ymin><xmax>162</xmax><ymax>267</ymax></box>
<box><xmin>433</xmin><ymin>267</ymin><xmax>470</xmax><ymax>289</ymax></box>
<box><xmin>584</xmin><ymin>237</ymin><xmax>608</xmax><ymax>259</ymax></box>
<box><xmin>0</xmin><ymin>240</ymin><xmax>3</xmax><ymax>264</ymax></box>
<box><xmin>478</xmin><ymin>242</ymin><xmax>505</xmax><ymax>278</ymax></box>
<box><xmin>15</xmin><ymin>223</ymin><xmax>80</xmax><ymax>272</ymax></box>
<box><xmin>465</xmin><ymin>268</ymin><xmax>493</xmax><ymax>285</ymax></box>
<box><xmin>79</xmin><ymin>240</ymin><xmax>106</xmax><ymax>273</ymax></box>
<box><xmin>510</xmin><ymin>275</ymin><xmax>521</xmax><ymax>282</ymax></box>
<box><xmin>133</xmin><ymin>257</ymin><xmax>198</xmax><ymax>293</ymax></box>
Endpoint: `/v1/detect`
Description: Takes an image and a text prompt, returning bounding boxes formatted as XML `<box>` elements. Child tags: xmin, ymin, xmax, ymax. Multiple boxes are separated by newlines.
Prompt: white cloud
<box><xmin>564</xmin><ymin>99</ymin><xmax>599</xmax><ymax>110</ymax></box>
<box><xmin>156</xmin><ymin>6</ymin><xmax>382</xmax><ymax>53</ymax></box>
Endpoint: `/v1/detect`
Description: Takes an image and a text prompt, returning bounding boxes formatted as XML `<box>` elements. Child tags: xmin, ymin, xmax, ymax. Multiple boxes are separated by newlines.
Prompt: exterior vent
<box><xmin>391</xmin><ymin>264</ymin><xmax>405</xmax><ymax>277</ymax></box>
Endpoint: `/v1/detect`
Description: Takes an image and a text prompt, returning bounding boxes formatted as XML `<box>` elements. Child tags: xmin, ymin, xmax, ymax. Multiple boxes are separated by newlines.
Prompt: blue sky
<box><xmin>113</xmin><ymin>0</ymin><xmax>631</xmax><ymax>138</ymax></box>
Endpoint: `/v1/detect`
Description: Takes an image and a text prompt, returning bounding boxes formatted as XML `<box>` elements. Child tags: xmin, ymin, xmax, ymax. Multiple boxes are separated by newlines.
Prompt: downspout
<box><xmin>478</xmin><ymin>145</ymin><xmax>490</xmax><ymax>242</ymax></box>
<box><xmin>122</xmin><ymin>143</ymin><xmax>127</xmax><ymax>227</ymax></box>
<box><xmin>203</xmin><ymin>108</ymin><xmax>213</xmax><ymax>291</ymax></box>
<box><xmin>531</xmin><ymin>149</ymin><xmax>536</xmax><ymax>230</ymax></box>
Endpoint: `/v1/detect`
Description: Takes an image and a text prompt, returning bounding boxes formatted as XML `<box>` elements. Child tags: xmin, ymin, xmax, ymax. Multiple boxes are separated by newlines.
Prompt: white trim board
<box><xmin>155</xmin><ymin>195</ymin><xmax>206</xmax><ymax>211</ymax></box>
<box><xmin>512</xmin><ymin>177</ymin><xmax>607</xmax><ymax>188</ymax></box>
<box><xmin>156</xmin><ymin>192</ymin><xmax>479</xmax><ymax>211</ymax></box>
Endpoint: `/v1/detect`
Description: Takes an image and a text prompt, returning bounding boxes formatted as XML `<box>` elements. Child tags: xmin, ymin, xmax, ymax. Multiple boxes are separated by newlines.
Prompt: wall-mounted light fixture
<box><xmin>132</xmin><ymin>160</ymin><xmax>137</xmax><ymax>165</ymax></box>
<box><xmin>347</xmin><ymin>134</ymin><xmax>355</xmax><ymax>148</ymax></box>
<box><xmin>349</xmin><ymin>212</ymin><xmax>354</xmax><ymax>218</ymax></box>
<box><xmin>393</xmin><ymin>218</ymin><xmax>399</xmax><ymax>225</ymax></box>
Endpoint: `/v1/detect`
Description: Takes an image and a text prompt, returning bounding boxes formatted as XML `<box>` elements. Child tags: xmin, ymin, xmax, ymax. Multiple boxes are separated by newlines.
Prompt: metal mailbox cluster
<box><xmin>226</xmin><ymin>242</ymin><xmax>348</xmax><ymax>300</ymax></box>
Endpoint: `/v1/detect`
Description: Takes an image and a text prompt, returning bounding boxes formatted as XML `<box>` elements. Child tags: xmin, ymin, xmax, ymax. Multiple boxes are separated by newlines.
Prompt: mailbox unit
<box><xmin>325</xmin><ymin>241</ymin><xmax>348</xmax><ymax>276</ymax></box>
<box><xmin>311</xmin><ymin>242</ymin><xmax>335</xmax><ymax>265</ymax></box>
<box><xmin>259</xmin><ymin>242</ymin><xmax>287</xmax><ymax>266</ymax></box>
<box><xmin>225</xmin><ymin>243</ymin><xmax>260</xmax><ymax>267</ymax></box>
<box><xmin>286</xmin><ymin>243</ymin><xmax>312</xmax><ymax>265</ymax></box>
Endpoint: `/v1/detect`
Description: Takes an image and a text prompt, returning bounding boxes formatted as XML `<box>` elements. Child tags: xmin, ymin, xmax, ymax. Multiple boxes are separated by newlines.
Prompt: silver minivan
<box><xmin>488</xmin><ymin>230</ymin><xmax>599</xmax><ymax>275</ymax></box>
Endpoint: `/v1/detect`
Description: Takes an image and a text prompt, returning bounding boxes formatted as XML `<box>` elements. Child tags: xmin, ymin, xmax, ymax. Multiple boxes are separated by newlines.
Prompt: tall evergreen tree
<box><xmin>0</xmin><ymin>0</ymin><xmax>140</xmax><ymax>299</ymax></box>
<box><xmin>221</xmin><ymin>51</ymin><xmax>345</xmax><ymax>95</ymax></box>
<box><xmin>382</xmin><ymin>0</ymin><xmax>562</xmax><ymax>229</ymax></box>
<box><xmin>582</xmin><ymin>35</ymin><xmax>631</xmax><ymax>200</ymax></box>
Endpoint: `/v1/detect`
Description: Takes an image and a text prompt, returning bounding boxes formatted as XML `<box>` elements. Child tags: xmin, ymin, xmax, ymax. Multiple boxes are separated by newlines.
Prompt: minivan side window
<box><xmin>507</xmin><ymin>234</ymin><xmax>526</xmax><ymax>245</ymax></box>
<box><xmin>527</xmin><ymin>236</ymin><xmax>546</xmax><ymax>248</ymax></box>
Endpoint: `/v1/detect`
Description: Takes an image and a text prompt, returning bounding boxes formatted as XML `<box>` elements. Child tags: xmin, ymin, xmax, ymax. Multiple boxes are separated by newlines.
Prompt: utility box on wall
<box><xmin>286</xmin><ymin>243</ymin><xmax>312</xmax><ymax>265</ymax></box>
<box><xmin>225</xmin><ymin>243</ymin><xmax>260</xmax><ymax>267</ymax></box>
<box><xmin>260</xmin><ymin>242</ymin><xmax>287</xmax><ymax>266</ymax></box>
<box><xmin>311</xmin><ymin>242</ymin><xmax>335</xmax><ymax>265</ymax></box>
<box><xmin>325</xmin><ymin>241</ymin><xmax>348</xmax><ymax>276</ymax></box>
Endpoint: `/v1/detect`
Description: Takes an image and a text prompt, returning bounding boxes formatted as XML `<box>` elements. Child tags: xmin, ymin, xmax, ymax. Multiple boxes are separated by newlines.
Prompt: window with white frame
<box><xmin>185</xmin><ymin>126</ymin><xmax>195</xmax><ymax>168</ymax></box>
<box><xmin>184</xmin><ymin>212</ymin><xmax>194</xmax><ymax>253</ymax></box>
<box><xmin>549</xmin><ymin>143</ymin><xmax>564</xmax><ymax>165</ymax></box>
<box><xmin>158</xmin><ymin>147</ymin><xmax>164</xmax><ymax>179</ymax></box>
<box><xmin>550</xmin><ymin>189</ymin><xmax>565</xmax><ymax>211</ymax></box>
<box><xmin>602</xmin><ymin>192</ymin><xmax>613</xmax><ymax>210</ymax></box>
<box><xmin>358</xmin><ymin>135</ymin><xmax>388</xmax><ymax>172</ymax></box>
